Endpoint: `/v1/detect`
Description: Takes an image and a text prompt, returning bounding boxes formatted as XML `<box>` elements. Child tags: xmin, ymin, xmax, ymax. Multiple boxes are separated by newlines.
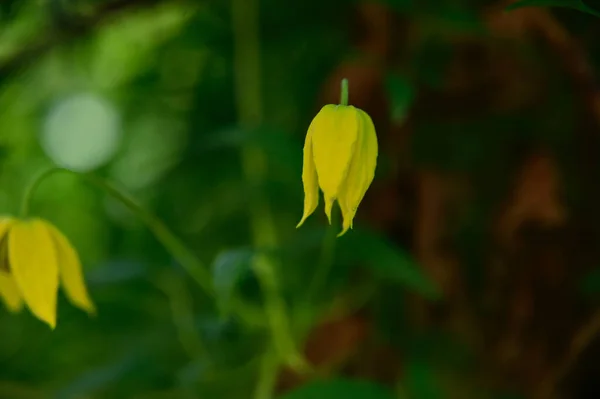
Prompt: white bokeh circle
<box><xmin>42</xmin><ymin>93</ymin><xmax>121</xmax><ymax>172</ymax></box>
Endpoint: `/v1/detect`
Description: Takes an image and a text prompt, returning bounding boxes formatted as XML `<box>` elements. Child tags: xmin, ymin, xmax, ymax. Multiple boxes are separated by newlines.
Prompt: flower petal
<box><xmin>0</xmin><ymin>271</ymin><xmax>23</xmax><ymax>312</ymax></box>
<box><xmin>9</xmin><ymin>219</ymin><xmax>59</xmax><ymax>328</ymax></box>
<box><xmin>324</xmin><ymin>197</ymin><xmax>335</xmax><ymax>224</ymax></box>
<box><xmin>337</xmin><ymin>108</ymin><xmax>378</xmax><ymax>237</ymax></box>
<box><xmin>0</xmin><ymin>217</ymin><xmax>15</xmax><ymax>238</ymax></box>
<box><xmin>0</xmin><ymin>217</ymin><xmax>15</xmax><ymax>272</ymax></box>
<box><xmin>45</xmin><ymin>222</ymin><xmax>95</xmax><ymax>314</ymax></box>
<box><xmin>311</xmin><ymin>105</ymin><xmax>359</xmax><ymax>203</ymax></box>
<box><xmin>296</xmin><ymin>126</ymin><xmax>319</xmax><ymax>228</ymax></box>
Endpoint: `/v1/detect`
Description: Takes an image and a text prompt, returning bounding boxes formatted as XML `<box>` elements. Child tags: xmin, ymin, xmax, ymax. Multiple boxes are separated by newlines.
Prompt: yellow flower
<box><xmin>0</xmin><ymin>217</ymin><xmax>95</xmax><ymax>328</ymax></box>
<box><xmin>297</xmin><ymin>104</ymin><xmax>378</xmax><ymax>236</ymax></box>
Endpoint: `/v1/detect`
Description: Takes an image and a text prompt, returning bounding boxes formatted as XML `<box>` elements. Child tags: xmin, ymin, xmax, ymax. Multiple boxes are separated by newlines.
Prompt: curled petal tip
<box><xmin>336</xmin><ymin>224</ymin><xmax>351</xmax><ymax>237</ymax></box>
<box><xmin>324</xmin><ymin>198</ymin><xmax>334</xmax><ymax>224</ymax></box>
<box><xmin>296</xmin><ymin>212</ymin><xmax>312</xmax><ymax>229</ymax></box>
<box><xmin>44</xmin><ymin>315</ymin><xmax>57</xmax><ymax>330</ymax></box>
<box><xmin>81</xmin><ymin>301</ymin><xmax>96</xmax><ymax>315</ymax></box>
<box><xmin>336</xmin><ymin>212</ymin><xmax>354</xmax><ymax>237</ymax></box>
<box><xmin>337</xmin><ymin>219</ymin><xmax>352</xmax><ymax>237</ymax></box>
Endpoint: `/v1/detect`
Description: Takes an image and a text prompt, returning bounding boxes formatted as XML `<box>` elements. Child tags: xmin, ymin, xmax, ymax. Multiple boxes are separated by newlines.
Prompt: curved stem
<box><xmin>20</xmin><ymin>167</ymin><xmax>264</xmax><ymax>326</ymax></box>
<box><xmin>20</xmin><ymin>168</ymin><xmax>57</xmax><ymax>218</ymax></box>
<box><xmin>85</xmin><ymin>173</ymin><xmax>213</xmax><ymax>288</ymax></box>
<box><xmin>232</xmin><ymin>0</ymin><xmax>307</xmax><ymax>374</ymax></box>
<box><xmin>254</xmin><ymin>349</ymin><xmax>280</xmax><ymax>399</ymax></box>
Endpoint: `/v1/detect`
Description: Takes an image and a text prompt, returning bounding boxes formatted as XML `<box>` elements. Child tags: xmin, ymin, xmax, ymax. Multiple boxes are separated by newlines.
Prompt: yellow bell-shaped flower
<box><xmin>0</xmin><ymin>217</ymin><xmax>95</xmax><ymax>328</ymax></box>
<box><xmin>297</xmin><ymin>103</ymin><xmax>378</xmax><ymax>237</ymax></box>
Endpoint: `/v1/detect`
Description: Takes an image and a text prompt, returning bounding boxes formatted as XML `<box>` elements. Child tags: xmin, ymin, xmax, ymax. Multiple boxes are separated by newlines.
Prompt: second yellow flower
<box><xmin>0</xmin><ymin>218</ymin><xmax>95</xmax><ymax>328</ymax></box>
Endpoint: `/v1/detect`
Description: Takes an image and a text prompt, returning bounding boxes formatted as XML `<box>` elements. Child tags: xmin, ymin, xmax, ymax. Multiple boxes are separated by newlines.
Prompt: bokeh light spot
<box><xmin>42</xmin><ymin>93</ymin><xmax>121</xmax><ymax>172</ymax></box>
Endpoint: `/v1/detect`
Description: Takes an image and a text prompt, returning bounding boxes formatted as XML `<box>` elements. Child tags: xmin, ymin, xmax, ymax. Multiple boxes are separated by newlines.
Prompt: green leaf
<box><xmin>337</xmin><ymin>228</ymin><xmax>440</xmax><ymax>300</ymax></box>
<box><xmin>278</xmin><ymin>378</ymin><xmax>396</xmax><ymax>399</ymax></box>
<box><xmin>506</xmin><ymin>0</ymin><xmax>600</xmax><ymax>18</ymax></box>
<box><xmin>212</xmin><ymin>248</ymin><xmax>255</xmax><ymax>312</ymax></box>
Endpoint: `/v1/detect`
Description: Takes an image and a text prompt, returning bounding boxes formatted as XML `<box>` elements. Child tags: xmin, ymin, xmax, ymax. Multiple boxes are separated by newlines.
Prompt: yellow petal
<box><xmin>296</xmin><ymin>126</ymin><xmax>319</xmax><ymax>228</ymax></box>
<box><xmin>311</xmin><ymin>105</ymin><xmax>359</xmax><ymax>203</ymax></box>
<box><xmin>0</xmin><ymin>271</ymin><xmax>23</xmax><ymax>312</ymax></box>
<box><xmin>0</xmin><ymin>218</ymin><xmax>22</xmax><ymax>311</ymax></box>
<box><xmin>9</xmin><ymin>219</ymin><xmax>59</xmax><ymax>328</ymax></box>
<box><xmin>0</xmin><ymin>217</ymin><xmax>15</xmax><ymax>271</ymax></box>
<box><xmin>337</xmin><ymin>195</ymin><xmax>353</xmax><ymax>237</ymax></box>
<box><xmin>337</xmin><ymin>108</ymin><xmax>378</xmax><ymax>237</ymax></box>
<box><xmin>0</xmin><ymin>217</ymin><xmax>15</xmax><ymax>239</ymax></box>
<box><xmin>44</xmin><ymin>221</ymin><xmax>95</xmax><ymax>314</ymax></box>
<box><xmin>324</xmin><ymin>197</ymin><xmax>335</xmax><ymax>224</ymax></box>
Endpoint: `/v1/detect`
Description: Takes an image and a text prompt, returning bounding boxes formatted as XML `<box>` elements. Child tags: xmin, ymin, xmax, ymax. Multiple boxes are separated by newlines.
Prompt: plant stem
<box><xmin>20</xmin><ymin>168</ymin><xmax>57</xmax><ymax>218</ymax></box>
<box><xmin>254</xmin><ymin>349</ymin><xmax>280</xmax><ymax>399</ymax></box>
<box><xmin>20</xmin><ymin>167</ymin><xmax>264</xmax><ymax>327</ymax></box>
<box><xmin>305</xmin><ymin>78</ymin><xmax>348</xmax><ymax>302</ymax></box>
<box><xmin>231</xmin><ymin>0</ymin><xmax>307</xmax><ymax>376</ymax></box>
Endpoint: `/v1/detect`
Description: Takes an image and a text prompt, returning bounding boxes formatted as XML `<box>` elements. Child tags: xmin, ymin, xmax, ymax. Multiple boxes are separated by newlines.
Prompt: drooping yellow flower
<box><xmin>0</xmin><ymin>217</ymin><xmax>95</xmax><ymax>328</ymax></box>
<box><xmin>297</xmin><ymin>104</ymin><xmax>378</xmax><ymax>236</ymax></box>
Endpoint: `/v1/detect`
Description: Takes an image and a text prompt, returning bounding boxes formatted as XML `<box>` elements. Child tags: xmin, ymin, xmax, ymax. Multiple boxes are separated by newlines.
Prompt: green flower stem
<box><xmin>85</xmin><ymin>173</ymin><xmax>214</xmax><ymax>290</ymax></box>
<box><xmin>254</xmin><ymin>349</ymin><xmax>280</xmax><ymax>399</ymax></box>
<box><xmin>20</xmin><ymin>167</ymin><xmax>264</xmax><ymax>327</ymax></box>
<box><xmin>231</xmin><ymin>0</ymin><xmax>308</xmax><ymax>378</ymax></box>
<box><xmin>305</xmin><ymin>78</ymin><xmax>348</xmax><ymax>303</ymax></box>
<box><xmin>340</xmin><ymin>78</ymin><xmax>349</xmax><ymax>106</ymax></box>
<box><xmin>20</xmin><ymin>167</ymin><xmax>57</xmax><ymax>218</ymax></box>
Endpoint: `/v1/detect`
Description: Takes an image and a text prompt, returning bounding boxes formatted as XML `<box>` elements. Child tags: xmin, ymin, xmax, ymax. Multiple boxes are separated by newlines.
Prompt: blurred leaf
<box><xmin>506</xmin><ymin>0</ymin><xmax>600</xmax><ymax>17</ymax></box>
<box><xmin>212</xmin><ymin>248</ymin><xmax>255</xmax><ymax>312</ymax></box>
<box><xmin>337</xmin><ymin>228</ymin><xmax>439</xmax><ymax>300</ymax></box>
<box><xmin>279</xmin><ymin>378</ymin><xmax>396</xmax><ymax>399</ymax></box>
<box><xmin>87</xmin><ymin>260</ymin><xmax>148</xmax><ymax>285</ymax></box>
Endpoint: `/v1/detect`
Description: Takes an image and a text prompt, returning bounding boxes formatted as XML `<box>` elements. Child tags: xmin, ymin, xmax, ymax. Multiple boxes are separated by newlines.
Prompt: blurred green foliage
<box><xmin>0</xmin><ymin>0</ymin><xmax>599</xmax><ymax>398</ymax></box>
<box><xmin>0</xmin><ymin>0</ymin><xmax>438</xmax><ymax>398</ymax></box>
